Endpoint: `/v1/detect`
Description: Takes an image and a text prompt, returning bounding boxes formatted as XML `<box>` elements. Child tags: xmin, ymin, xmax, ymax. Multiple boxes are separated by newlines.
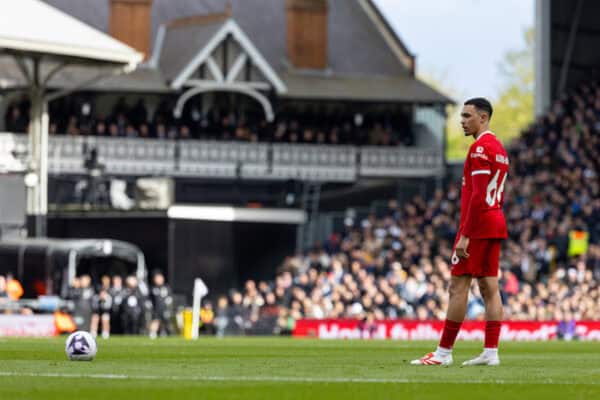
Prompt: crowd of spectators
<box><xmin>3</xmin><ymin>94</ymin><xmax>412</xmax><ymax>146</ymax></box>
<box><xmin>208</xmin><ymin>81</ymin><xmax>600</xmax><ymax>333</ymax></box>
<box><xmin>7</xmin><ymin>82</ymin><xmax>600</xmax><ymax>333</ymax></box>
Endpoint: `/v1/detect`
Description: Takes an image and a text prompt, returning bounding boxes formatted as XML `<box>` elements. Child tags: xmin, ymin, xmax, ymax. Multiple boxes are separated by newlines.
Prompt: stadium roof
<box><xmin>0</xmin><ymin>0</ymin><xmax>142</xmax><ymax>89</ymax></box>
<box><xmin>536</xmin><ymin>0</ymin><xmax>600</xmax><ymax>114</ymax></box>
<box><xmin>42</xmin><ymin>0</ymin><xmax>452</xmax><ymax>104</ymax></box>
<box><xmin>0</xmin><ymin>0</ymin><xmax>143</xmax><ymax>238</ymax></box>
<box><xmin>280</xmin><ymin>72</ymin><xmax>450</xmax><ymax>103</ymax></box>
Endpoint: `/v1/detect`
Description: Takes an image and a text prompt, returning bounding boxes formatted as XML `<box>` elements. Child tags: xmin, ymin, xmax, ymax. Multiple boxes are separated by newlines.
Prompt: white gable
<box><xmin>170</xmin><ymin>19</ymin><xmax>286</xmax><ymax>94</ymax></box>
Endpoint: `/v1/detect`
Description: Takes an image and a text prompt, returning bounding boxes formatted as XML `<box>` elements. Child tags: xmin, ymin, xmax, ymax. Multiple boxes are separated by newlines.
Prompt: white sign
<box><xmin>0</xmin><ymin>315</ymin><xmax>56</xmax><ymax>337</ymax></box>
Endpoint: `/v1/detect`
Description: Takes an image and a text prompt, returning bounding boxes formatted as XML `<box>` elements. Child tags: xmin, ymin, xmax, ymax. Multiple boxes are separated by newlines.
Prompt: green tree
<box><xmin>490</xmin><ymin>28</ymin><xmax>534</xmax><ymax>144</ymax></box>
<box><xmin>421</xmin><ymin>28</ymin><xmax>534</xmax><ymax>160</ymax></box>
<box><xmin>417</xmin><ymin>70</ymin><xmax>469</xmax><ymax>160</ymax></box>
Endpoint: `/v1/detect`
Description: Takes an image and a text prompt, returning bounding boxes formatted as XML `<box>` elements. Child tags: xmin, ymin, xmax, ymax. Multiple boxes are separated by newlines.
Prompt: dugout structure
<box><xmin>48</xmin><ymin>206</ymin><xmax>304</xmax><ymax>300</ymax></box>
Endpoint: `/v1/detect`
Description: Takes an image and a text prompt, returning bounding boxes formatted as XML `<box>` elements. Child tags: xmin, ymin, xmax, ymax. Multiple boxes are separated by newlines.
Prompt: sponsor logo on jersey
<box><xmin>471</xmin><ymin>152</ymin><xmax>488</xmax><ymax>160</ymax></box>
<box><xmin>476</xmin><ymin>146</ymin><xmax>484</xmax><ymax>153</ymax></box>
<box><xmin>495</xmin><ymin>154</ymin><xmax>509</xmax><ymax>165</ymax></box>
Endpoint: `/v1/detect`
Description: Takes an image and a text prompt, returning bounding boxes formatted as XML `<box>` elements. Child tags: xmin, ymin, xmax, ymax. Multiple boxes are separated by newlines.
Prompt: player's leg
<box><xmin>411</xmin><ymin>275</ymin><xmax>471</xmax><ymax>365</ymax></box>
<box><xmin>101</xmin><ymin>312</ymin><xmax>110</xmax><ymax>339</ymax></box>
<box><xmin>162</xmin><ymin>315</ymin><xmax>172</xmax><ymax>335</ymax></box>
<box><xmin>463</xmin><ymin>240</ymin><xmax>502</xmax><ymax>366</ymax></box>
<box><xmin>90</xmin><ymin>313</ymin><xmax>99</xmax><ymax>338</ymax></box>
<box><xmin>131</xmin><ymin>313</ymin><xmax>141</xmax><ymax>335</ymax></box>
<box><xmin>480</xmin><ymin>275</ymin><xmax>502</xmax><ymax>349</ymax></box>
<box><xmin>149</xmin><ymin>319</ymin><xmax>159</xmax><ymax>339</ymax></box>
<box><xmin>446</xmin><ymin>275</ymin><xmax>473</xmax><ymax>322</ymax></box>
<box><xmin>121</xmin><ymin>312</ymin><xmax>130</xmax><ymax>334</ymax></box>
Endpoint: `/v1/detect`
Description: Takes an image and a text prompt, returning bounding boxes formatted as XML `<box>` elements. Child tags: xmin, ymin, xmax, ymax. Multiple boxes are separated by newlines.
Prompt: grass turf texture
<box><xmin>0</xmin><ymin>337</ymin><xmax>599</xmax><ymax>400</ymax></box>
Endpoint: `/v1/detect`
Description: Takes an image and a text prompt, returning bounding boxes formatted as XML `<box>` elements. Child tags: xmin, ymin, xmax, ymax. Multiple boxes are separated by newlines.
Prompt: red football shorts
<box><xmin>451</xmin><ymin>238</ymin><xmax>502</xmax><ymax>277</ymax></box>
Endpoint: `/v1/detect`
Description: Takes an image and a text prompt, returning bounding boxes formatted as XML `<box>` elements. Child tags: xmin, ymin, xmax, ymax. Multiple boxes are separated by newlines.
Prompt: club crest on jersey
<box><xmin>476</xmin><ymin>146</ymin><xmax>484</xmax><ymax>153</ymax></box>
<box><xmin>471</xmin><ymin>151</ymin><xmax>488</xmax><ymax>160</ymax></box>
<box><xmin>451</xmin><ymin>251</ymin><xmax>459</xmax><ymax>265</ymax></box>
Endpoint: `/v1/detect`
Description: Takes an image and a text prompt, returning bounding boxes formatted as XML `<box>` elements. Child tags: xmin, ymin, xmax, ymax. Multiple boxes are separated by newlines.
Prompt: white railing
<box><xmin>0</xmin><ymin>134</ymin><xmax>444</xmax><ymax>181</ymax></box>
<box><xmin>272</xmin><ymin>144</ymin><xmax>357</xmax><ymax>182</ymax></box>
<box><xmin>360</xmin><ymin>146</ymin><xmax>444</xmax><ymax>177</ymax></box>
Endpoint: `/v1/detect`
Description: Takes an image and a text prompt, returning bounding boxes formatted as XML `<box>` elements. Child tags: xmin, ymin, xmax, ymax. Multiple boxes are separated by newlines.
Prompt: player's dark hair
<box><xmin>464</xmin><ymin>97</ymin><xmax>493</xmax><ymax>120</ymax></box>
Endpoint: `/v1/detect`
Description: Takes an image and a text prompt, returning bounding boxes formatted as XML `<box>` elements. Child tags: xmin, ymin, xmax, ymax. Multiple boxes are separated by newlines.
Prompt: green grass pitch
<box><xmin>1</xmin><ymin>337</ymin><xmax>599</xmax><ymax>400</ymax></box>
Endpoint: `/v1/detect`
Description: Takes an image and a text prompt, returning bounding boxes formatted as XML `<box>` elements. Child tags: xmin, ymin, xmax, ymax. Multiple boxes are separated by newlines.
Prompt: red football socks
<box><xmin>485</xmin><ymin>320</ymin><xmax>502</xmax><ymax>348</ymax></box>
<box><xmin>439</xmin><ymin>319</ymin><xmax>462</xmax><ymax>349</ymax></box>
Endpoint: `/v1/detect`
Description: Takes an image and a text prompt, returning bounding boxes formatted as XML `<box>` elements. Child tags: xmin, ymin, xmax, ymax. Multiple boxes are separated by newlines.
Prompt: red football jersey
<box><xmin>459</xmin><ymin>131</ymin><xmax>509</xmax><ymax>239</ymax></box>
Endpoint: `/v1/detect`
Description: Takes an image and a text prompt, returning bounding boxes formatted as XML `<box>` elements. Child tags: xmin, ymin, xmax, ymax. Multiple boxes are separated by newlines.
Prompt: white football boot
<box><xmin>410</xmin><ymin>351</ymin><xmax>453</xmax><ymax>366</ymax></box>
<box><xmin>461</xmin><ymin>351</ymin><xmax>500</xmax><ymax>366</ymax></box>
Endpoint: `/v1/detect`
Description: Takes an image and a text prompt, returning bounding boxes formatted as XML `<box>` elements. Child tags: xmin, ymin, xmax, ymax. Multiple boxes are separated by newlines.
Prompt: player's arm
<box><xmin>454</xmin><ymin>160</ymin><xmax>492</xmax><ymax>258</ymax></box>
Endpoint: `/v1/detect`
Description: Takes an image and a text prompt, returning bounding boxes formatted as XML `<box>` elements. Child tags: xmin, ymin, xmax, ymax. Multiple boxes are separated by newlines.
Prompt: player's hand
<box><xmin>455</xmin><ymin>235</ymin><xmax>470</xmax><ymax>259</ymax></box>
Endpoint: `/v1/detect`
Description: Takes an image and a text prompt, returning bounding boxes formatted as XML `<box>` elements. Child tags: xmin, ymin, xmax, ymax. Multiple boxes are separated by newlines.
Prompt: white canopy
<box><xmin>0</xmin><ymin>0</ymin><xmax>141</xmax><ymax>68</ymax></box>
<box><xmin>0</xmin><ymin>0</ymin><xmax>142</xmax><ymax>237</ymax></box>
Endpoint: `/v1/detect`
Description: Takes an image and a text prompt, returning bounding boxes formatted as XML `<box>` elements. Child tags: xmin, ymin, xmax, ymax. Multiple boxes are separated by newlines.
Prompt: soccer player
<box><xmin>411</xmin><ymin>98</ymin><xmax>509</xmax><ymax>366</ymax></box>
<box><xmin>148</xmin><ymin>271</ymin><xmax>174</xmax><ymax>339</ymax></box>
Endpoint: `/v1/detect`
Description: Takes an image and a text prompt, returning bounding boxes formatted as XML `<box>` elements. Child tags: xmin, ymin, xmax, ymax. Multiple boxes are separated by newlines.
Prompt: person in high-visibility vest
<box><xmin>200</xmin><ymin>301</ymin><xmax>215</xmax><ymax>335</ymax></box>
<box><xmin>568</xmin><ymin>230</ymin><xmax>589</xmax><ymax>257</ymax></box>
<box><xmin>54</xmin><ymin>310</ymin><xmax>77</xmax><ymax>333</ymax></box>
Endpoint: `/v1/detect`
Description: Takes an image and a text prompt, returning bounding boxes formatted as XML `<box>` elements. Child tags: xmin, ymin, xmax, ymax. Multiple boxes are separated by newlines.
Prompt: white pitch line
<box><xmin>0</xmin><ymin>371</ymin><xmax>597</xmax><ymax>385</ymax></box>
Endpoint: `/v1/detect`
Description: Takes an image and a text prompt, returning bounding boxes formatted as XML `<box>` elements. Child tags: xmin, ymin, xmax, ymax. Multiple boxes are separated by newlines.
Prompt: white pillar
<box><xmin>27</xmin><ymin>88</ymin><xmax>48</xmax><ymax>237</ymax></box>
<box><xmin>40</xmin><ymin>99</ymin><xmax>48</xmax><ymax>217</ymax></box>
<box><xmin>535</xmin><ymin>0</ymin><xmax>551</xmax><ymax>116</ymax></box>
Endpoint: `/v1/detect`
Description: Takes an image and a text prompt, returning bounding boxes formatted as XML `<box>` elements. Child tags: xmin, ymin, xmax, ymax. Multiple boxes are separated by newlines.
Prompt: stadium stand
<box><xmin>4</xmin><ymin>94</ymin><xmax>415</xmax><ymax>146</ymax></box>
<box><xmin>6</xmin><ymin>73</ymin><xmax>598</xmax><ymax>337</ymax></box>
<box><xmin>211</xmin><ymin>81</ymin><xmax>600</xmax><ymax>334</ymax></box>
<box><xmin>1</xmin><ymin>0</ymin><xmax>448</xmax><ymax>210</ymax></box>
<box><xmin>2</xmin><ymin>1</ymin><xmax>598</xmax><ymax>340</ymax></box>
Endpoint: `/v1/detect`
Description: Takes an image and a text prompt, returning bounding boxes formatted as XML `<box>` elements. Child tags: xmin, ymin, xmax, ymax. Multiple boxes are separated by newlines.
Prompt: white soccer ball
<box><xmin>65</xmin><ymin>331</ymin><xmax>97</xmax><ymax>361</ymax></box>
